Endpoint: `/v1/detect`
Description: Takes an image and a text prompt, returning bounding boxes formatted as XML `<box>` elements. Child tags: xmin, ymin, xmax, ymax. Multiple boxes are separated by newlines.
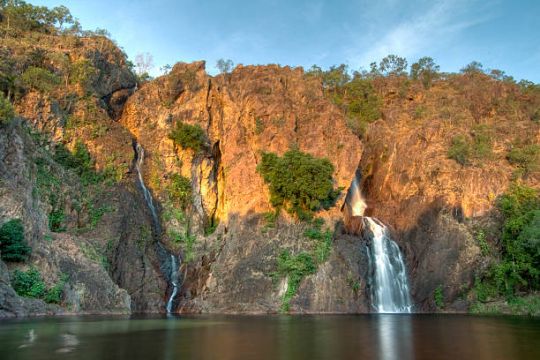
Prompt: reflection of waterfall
<box><xmin>134</xmin><ymin>142</ymin><xmax>180</xmax><ymax>313</ymax></box>
<box><xmin>377</xmin><ymin>315</ymin><xmax>412</xmax><ymax>360</ymax></box>
<box><xmin>166</xmin><ymin>254</ymin><xmax>181</xmax><ymax>314</ymax></box>
<box><xmin>364</xmin><ymin>218</ymin><xmax>412</xmax><ymax>313</ymax></box>
<box><xmin>345</xmin><ymin>174</ymin><xmax>412</xmax><ymax>313</ymax></box>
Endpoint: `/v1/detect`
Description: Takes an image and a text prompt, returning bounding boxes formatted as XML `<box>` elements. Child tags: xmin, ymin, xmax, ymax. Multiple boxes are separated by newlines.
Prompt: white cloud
<box><xmin>347</xmin><ymin>0</ymin><xmax>496</xmax><ymax>68</ymax></box>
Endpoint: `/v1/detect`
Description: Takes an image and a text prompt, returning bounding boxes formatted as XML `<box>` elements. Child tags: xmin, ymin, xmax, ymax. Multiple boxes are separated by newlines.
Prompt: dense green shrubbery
<box><xmin>21</xmin><ymin>66</ymin><xmax>60</xmax><ymax>93</ymax></box>
<box><xmin>272</xmin><ymin>218</ymin><xmax>334</xmax><ymax>311</ymax></box>
<box><xmin>0</xmin><ymin>92</ymin><xmax>14</xmax><ymax>124</ymax></box>
<box><xmin>305</xmin><ymin>65</ymin><xmax>381</xmax><ymax>137</ymax></box>
<box><xmin>448</xmin><ymin>135</ymin><xmax>471</xmax><ymax>165</ymax></box>
<box><xmin>53</xmin><ymin>141</ymin><xmax>103</xmax><ymax>185</ymax></box>
<box><xmin>168</xmin><ymin>121</ymin><xmax>207</xmax><ymax>152</ymax></box>
<box><xmin>11</xmin><ymin>267</ymin><xmax>67</xmax><ymax>304</ymax></box>
<box><xmin>475</xmin><ymin>184</ymin><xmax>540</xmax><ymax>301</ymax></box>
<box><xmin>0</xmin><ymin>219</ymin><xmax>31</xmax><ymax>262</ymax></box>
<box><xmin>275</xmin><ymin>250</ymin><xmax>316</xmax><ymax>312</ymax></box>
<box><xmin>507</xmin><ymin>144</ymin><xmax>540</xmax><ymax>175</ymax></box>
<box><xmin>11</xmin><ymin>267</ymin><xmax>46</xmax><ymax>298</ymax></box>
<box><xmin>167</xmin><ymin>173</ymin><xmax>192</xmax><ymax>209</ymax></box>
<box><xmin>448</xmin><ymin>126</ymin><xmax>493</xmax><ymax>166</ymax></box>
<box><xmin>434</xmin><ymin>285</ymin><xmax>444</xmax><ymax>309</ymax></box>
<box><xmin>257</xmin><ymin>150</ymin><xmax>340</xmax><ymax>220</ymax></box>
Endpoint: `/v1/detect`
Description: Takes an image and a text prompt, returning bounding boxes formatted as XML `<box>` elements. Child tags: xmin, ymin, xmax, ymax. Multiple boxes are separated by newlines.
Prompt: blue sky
<box><xmin>31</xmin><ymin>0</ymin><xmax>540</xmax><ymax>81</ymax></box>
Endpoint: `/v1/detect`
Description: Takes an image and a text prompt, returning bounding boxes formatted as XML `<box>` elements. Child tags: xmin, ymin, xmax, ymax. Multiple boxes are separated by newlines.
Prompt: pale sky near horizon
<box><xmin>30</xmin><ymin>0</ymin><xmax>540</xmax><ymax>82</ymax></box>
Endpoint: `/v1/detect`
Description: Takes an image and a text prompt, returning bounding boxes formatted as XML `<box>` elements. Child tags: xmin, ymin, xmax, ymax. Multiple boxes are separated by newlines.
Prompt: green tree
<box><xmin>0</xmin><ymin>219</ymin><xmax>31</xmax><ymax>262</ymax></box>
<box><xmin>379</xmin><ymin>55</ymin><xmax>408</xmax><ymax>76</ymax></box>
<box><xmin>168</xmin><ymin>121</ymin><xmax>207</xmax><ymax>152</ymax></box>
<box><xmin>21</xmin><ymin>66</ymin><xmax>60</xmax><ymax>93</ymax></box>
<box><xmin>216</xmin><ymin>58</ymin><xmax>234</xmax><ymax>74</ymax></box>
<box><xmin>461</xmin><ymin>61</ymin><xmax>484</xmax><ymax>75</ymax></box>
<box><xmin>410</xmin><ymin>57</ymin><xmax>440</xmax><ymax>89</ymax></box>
<box><xmin>257</xmin><ymin>149</ymin><xmax>340</xmax><ymax>219</ymax></box>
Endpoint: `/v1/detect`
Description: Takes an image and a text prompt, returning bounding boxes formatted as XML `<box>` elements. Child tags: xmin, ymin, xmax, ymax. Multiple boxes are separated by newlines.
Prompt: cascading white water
<box><xmin>364</xmin><ymin>218</ymin><xmax>412</xmax><ymax>313</ymax></box>
<box><xmin>348</xmin><ymin>177</ymin><xmax>368</xmax><ymax>216</ymax></box>
<box><xmin>166</xmin><ymin>254</ymin><xmax>181</xmax><ymax>313</ymax></box>
<box><xmin>347</xmin><ymin>176</ymin><xmax>412</xmax><ymax>313</ymax></box>
<box><xmin>135</xmin><ymin>142</ymin><xmax>179</xmax><ymax>313</ymax></box>
<box><xmin>135</xmin><ymin>143</ymin><xmax>160</xmax><ymax>231</ymax></box>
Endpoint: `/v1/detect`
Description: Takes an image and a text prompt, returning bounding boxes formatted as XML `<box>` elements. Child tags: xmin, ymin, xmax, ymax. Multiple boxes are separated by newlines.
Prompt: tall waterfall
<box><xmin>364</xmin><ymin>218</ymin><xmax>412</xmax><ymax>313</ymax></box>
<box><xmin>134</xmin><ymin>142</ymin><xmax>180</xmax><ymax>313</ymax></box>
<box><xmin>347</xmin><ymin>176</ymin><xmax>412</xmax><ymax>313</ymax></box>
<box><xmin>135</xmin><ymin>143</ymin><xmax>160</xmax><ymax>233</ymax></box>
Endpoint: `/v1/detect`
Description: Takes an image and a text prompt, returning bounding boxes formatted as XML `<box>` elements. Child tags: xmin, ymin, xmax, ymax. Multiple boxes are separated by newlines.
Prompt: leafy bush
<box><xmin>276</xmin><ymin>250</ymin><xmax>317</xmax><ymax>311</ymax></box>
<box><xmin>0</xmin><ymin>219</ymin><xmax>31</xmax><ymax>262</ymax></box>
<box><xmin>43</xmin><ymin>274</ymin><xmax>68</xmax><ymax>304</ymax></box>
<box><xmin>167</xmin><ymin>173</ymin><xmax>192</xmax><ymax>209</ymax></box>
<box><xmin>448</xmin><ymin>135</ymin><xmax>471</xmax><ymax>165</ymax></box>
<box><xmin>257</xmin><ymin>150</ymin><xmax>340</xmax><ymax>220</ymax></box>
<box><xmin>21</xmin><ymin>66</ymin><xmax>60</xmax><ymax>93</ymax></box>
<box><xmin>69</xmin><ymin>59</ymin><xmax>97</xmax><ymax>88</ymax></box>
<box><xmin>448</xmin><ymin>128</ymin><xmax>492</xmax><ymax>166</ymax></box>
<box><xmin>11</xmin><ymin>267</ymin><xmax>46</xmax><ymax>299</ymax></box>
<box><xmin>475</xmin><ymin>184</ymin><xmax>540</xmax><ymax>300</ymax></box>
<box><xmin>341</xmin><ymin>77</ymin><xmax>382</xmax><ymax>136</ymax></box>
<box><xmin>53</xmin><ymin>141</ymin><xmax>101</xmax><ymax>184</ymax></box>
<box><xmin>11</xmin><ymin>267</ymin><xmax>67</xmax><ymax>304</ymax></box>
<box><xmin>434</xmin><ymin>285</ymin><xmax>444</xmax><ymax>309</ymax></box>
<box><xmin>168</xmin><ymin>122</ymin><xmax>207</xmax><ymax>152</ymax></box>
<box><xmin>304</xmin><ymin>218</ymin><xmax>333</xmax><ymax>263</ymax></box>
<box><xmin>0</xmin><ymin>93</ymin><xmax>14</xmax><ymax>124</ymax></box>
<box><xmin>507</xmin><ymin>144</ymin><xmax>540</xmax><ymax>174</ymax></box>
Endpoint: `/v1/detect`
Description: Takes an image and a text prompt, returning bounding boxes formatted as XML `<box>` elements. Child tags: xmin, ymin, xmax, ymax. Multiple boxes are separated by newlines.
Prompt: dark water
<box><xmin>1</xmin><ymin>314</ymin><xmax>539</xmax><ymax>360</ymax></box>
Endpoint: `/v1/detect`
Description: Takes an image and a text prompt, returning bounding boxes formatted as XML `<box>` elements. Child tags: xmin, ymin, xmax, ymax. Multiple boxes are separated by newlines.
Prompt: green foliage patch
<box><xmin>0</xmin><ymin>219</ymin><xmax>31</xmax><ymax>262</ymax></box>
<box><xmin>474</xmin><ymin>184</ymin><xmax>540</xmax><ymax>302</ymax></box>
<box><xmin>11</xmin><ymin>267</ymin><xmax>67</xmax><ymax>304</ymax></box>
<box><xmin>257</xmin><ymin>149</ymin><xmax>340</xmax><ymax>220</ymax></box>
<box><xmin>168</xmin><ymin>121</ymin><xmax>207</xmax><ymax>153</ymax></box>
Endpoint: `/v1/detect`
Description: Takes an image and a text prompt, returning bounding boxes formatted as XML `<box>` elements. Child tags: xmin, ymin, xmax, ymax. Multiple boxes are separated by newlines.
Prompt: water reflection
<box><xmin>0</xmin><ymin>315</ymin><xmax>539</xmax><ymax>360</ymax></box>
<box><xmin>377</xmin><ymin>315</ymin><xmax>412</xmax><ymax>360</ymax></box>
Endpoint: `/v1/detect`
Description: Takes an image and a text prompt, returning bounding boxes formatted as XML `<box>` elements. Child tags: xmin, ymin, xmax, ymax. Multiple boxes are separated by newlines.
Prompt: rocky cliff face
<box><xmin>1</xmin><ymin>23</ymin><xmax>538</xmax><ymax>316</ymax></box>
<box><xmin>358</xmin><ymin>75</ymin><xmax>539</xmax><ymax>311</ymax></box>
<box><xmin>119</xmin><ymin>62</ymin><xmax>366</xmax><ymax>313</ymax></box>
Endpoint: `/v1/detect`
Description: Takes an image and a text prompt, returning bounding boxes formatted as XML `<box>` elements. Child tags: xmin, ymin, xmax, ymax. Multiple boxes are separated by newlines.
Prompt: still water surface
<box><xmin>0</xmin><ymin>314</ymin><xmax>539</xmax><ymax>360</ymax></box>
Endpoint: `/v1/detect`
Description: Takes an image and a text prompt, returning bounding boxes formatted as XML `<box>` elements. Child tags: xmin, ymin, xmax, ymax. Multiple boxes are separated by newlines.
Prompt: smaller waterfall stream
<box><xmin>166</xmin><ymin>254</ymin><xmax>181</xmax><ymax>313</ymax></box>
<box><xmin>134</xmin><ymin>142</ymin><xmax>180</xmax><ymax>313</ymax></box>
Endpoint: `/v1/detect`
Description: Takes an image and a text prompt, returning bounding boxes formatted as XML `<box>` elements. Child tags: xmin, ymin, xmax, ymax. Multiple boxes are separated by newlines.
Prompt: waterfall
<box><xmin>134</xmin><ymin>142</ymin><xmax>179</xmax><ymax>313</ymax></box>
<box><xmin>364</xmin><ymin>217</ymin><xmax>412</xmax><ymax>313</ymax></box>
<box><xmin>166</xmin><ymin>254</ymin><xmax>181</xmax><ymax>313</ymax></box>
<box><xmin>348</xmin><ymin>176</ymin><xmax>368</xmax><ymax>216</ymax></box>
<box><xmin>135</xmin><ymin>143</ymin><xmax>161</xmax><ymax>233</ymax></box>
<box><xmin>346</xmin><ymin>175</ymin><xmax>412</xmax><ymax>313</ymax></box>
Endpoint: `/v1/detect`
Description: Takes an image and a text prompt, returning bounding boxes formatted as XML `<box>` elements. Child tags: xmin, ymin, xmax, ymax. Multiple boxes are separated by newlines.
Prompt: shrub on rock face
<box><xmin>21</xmin><ymin>66</ymin><xmax>60</xmax><ymax>93</ymax></box>
<box><xmin>0</xmin><ymin>93</ymin><xmax>15</xmax><ymax>124</ymax></box>
<box><xmin>167</xmin><ymin>173</ymin><xmax>192</xmax><ymax>209</ymax></box>
<box><xmin>0</xmin><ymin>219</ymin><xmax>31</xmax><ymax>262</ymax></box>
<box><xmin>11</xmin><ymin>267</ymin><xmax>46</xmax><ymax>298</ymax></box>
<box><xmin>257</xmin><ymin>149</ymin><xmax>340</xmax><ymax>220</ymax></box>
<box><xmin>168</xmin><ymin>121</ymin><xmax>207</xmax><ymax>153</ymax></box>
